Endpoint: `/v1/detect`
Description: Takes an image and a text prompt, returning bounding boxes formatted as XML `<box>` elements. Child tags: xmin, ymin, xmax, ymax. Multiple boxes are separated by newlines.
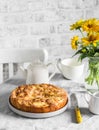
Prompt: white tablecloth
<box><xmin>0</xmin><ymin>74</ymin><xmax>98</xmax><ymax>130</ymax></box>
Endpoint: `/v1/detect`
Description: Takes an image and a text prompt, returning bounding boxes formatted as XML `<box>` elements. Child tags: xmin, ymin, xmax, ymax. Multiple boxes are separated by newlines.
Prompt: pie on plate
<box><xmin>9</xmin><ymin>83</ymin><xmax>68</xmax><ymax>113</ymax></box>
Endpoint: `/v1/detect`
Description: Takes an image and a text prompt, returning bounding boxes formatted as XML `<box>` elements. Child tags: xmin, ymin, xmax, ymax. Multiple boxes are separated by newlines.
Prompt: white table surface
<box><xmin>0</xmin><ymin>73</ymin><xmax>99</xmax><ymax>130</ymax></box>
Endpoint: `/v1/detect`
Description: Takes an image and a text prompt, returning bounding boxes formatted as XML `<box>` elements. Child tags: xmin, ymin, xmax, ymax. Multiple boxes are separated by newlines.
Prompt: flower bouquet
<box><xmin>70</xmin><ymin>18</ymin><xmax>99</xmax><ymax>89</ymax></box>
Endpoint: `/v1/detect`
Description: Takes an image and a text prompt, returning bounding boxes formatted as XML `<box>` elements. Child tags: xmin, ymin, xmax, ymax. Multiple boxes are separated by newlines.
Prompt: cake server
<box><xmin>70</xmin><ymin>93</ymin><xmax>82</xmax><ymax>123</ymax></box>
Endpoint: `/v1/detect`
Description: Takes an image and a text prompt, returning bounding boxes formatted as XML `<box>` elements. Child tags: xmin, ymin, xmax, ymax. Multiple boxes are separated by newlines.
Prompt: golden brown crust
<box><xmin>9</xmin><ymin>84</ymin><xmax>68</xmax><ymax>113</ymax></box>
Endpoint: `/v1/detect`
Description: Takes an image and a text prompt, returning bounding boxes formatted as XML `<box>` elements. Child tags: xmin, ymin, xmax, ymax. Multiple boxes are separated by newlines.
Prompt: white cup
<box><xmin>57</xmin><ymin>58</ymin><xmax>84</xmax><ymax>81</ymax></box>
<box><xmin>85</xmin><ymin>92</ymin><xmax>99</xmax><ymax>114</ymax></box>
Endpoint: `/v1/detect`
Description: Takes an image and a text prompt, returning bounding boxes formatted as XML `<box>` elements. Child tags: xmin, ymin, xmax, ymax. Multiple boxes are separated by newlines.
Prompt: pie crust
<box><xmin>9</xmin><ymin>84</ymin><xmax>68</xmax><ymax>113</ymax></box>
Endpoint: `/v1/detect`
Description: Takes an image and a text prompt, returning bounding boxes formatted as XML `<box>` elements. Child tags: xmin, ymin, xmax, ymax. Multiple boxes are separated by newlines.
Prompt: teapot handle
<box><xmin>84</xmin><ymin>93</ymin><xmax>91</xmax><ymax>105</ymax></box>
<box><xmin>47</xmin><ymin>63</ymin><xmax>56</xmax><ymax>80</ymax></box>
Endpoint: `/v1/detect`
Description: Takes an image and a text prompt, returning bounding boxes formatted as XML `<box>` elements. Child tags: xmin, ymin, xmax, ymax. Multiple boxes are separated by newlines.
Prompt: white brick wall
<box><xmin>0</xmin><ymin>0</ymin><xmax>99</xmax><ymax>61</ymax></box>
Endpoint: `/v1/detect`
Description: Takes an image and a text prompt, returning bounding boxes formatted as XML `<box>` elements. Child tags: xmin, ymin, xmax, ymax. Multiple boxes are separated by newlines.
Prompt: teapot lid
<box><xmin>31</xmin><ymin>59</ymin><xmax>44</xmax><ymax>66</ymax></box>
<box><xmin>27</xmin><ymin>60</ymin><xmax>46</xmax><ymax>69</ymax></box>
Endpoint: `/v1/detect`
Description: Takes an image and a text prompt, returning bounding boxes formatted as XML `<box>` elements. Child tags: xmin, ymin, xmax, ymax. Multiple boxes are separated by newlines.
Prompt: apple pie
<box><xmin>9</xmin><ymin>83</ymin><xmax>68</xmax><ymax>113</ymax></box>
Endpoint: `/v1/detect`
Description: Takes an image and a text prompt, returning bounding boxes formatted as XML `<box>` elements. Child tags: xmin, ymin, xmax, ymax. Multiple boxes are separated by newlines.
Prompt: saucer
<box><xmin>8</xmin><ymin>99</ymin><xmax>68</xmax><ymax>118</ymax></box>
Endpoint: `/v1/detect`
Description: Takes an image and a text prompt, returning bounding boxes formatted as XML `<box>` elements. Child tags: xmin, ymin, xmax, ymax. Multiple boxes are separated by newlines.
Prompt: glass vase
<box><xmin>85</xmin><ymin>57</ymin><xmax>99</xmax><ymax>90</ymax></box>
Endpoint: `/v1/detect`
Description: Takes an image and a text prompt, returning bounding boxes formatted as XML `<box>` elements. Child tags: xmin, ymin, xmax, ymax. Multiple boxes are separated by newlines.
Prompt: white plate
<box><xmin>8</xmin><ymin>99</ymin><xmax>68</xmax><ymax>118</ymax></box>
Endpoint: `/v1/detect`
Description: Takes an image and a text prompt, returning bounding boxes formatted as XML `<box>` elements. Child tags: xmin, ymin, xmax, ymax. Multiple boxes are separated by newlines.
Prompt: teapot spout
<box><xmin>17</xmin><ymin>66</ymin><xmax>27</xmax><ymax>79</ymax></box>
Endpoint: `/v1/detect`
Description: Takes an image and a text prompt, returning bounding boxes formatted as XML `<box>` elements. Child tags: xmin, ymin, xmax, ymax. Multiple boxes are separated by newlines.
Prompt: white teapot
<box><xmin>20</xmin><ymin>61</ymin><xmax>56</xmax><ymax>84</ymax></box>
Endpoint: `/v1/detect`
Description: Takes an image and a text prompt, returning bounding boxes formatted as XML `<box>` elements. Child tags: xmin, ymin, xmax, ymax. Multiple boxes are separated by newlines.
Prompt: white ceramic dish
<box><xmin>8</xmin><ymin>99</ymin><xmax>68</xmax><ymax>118</ymax></box>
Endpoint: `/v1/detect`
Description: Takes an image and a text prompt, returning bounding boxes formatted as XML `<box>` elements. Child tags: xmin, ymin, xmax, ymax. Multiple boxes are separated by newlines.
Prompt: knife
<box><xmin>70</xmin><ymin>93</ymin><xmax>82</xmax><ymax>123</ymax></box>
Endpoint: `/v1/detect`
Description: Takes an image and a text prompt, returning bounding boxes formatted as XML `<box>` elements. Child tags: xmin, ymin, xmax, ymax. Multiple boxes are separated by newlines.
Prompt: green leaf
<box><xmin>78</xmin><ymin>53</ymin><xmax>87</xmax><ymax>61</ymax></box>
<box><xmin>94</xmin><ymin>52</ymin><xmax>99</xmax><ymax>57</ymax></box>
<box><xmin>72</xmin><ymin>50</ymin><xmax>82</xmax><ymax>57</ymax></box>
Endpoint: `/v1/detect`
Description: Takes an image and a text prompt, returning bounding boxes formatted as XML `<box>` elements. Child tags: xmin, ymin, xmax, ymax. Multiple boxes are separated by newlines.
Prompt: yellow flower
<box><xmin>70</xmin><ymin>19</ymin><xmax>84</xmax><ymax>30</ymax></box>
<box><xmin>81</xmin><ymin>37</ymin><xmax>91</xmax><ymax>46</ymax></box>
<box><xmin>70</xmin><ymin>18</ymin><xmax>99</xmax><ymax>64</ymax></box>
<box><xmin>81</xmin><ymin>34</ymin><xmax>99</xmax><ymax>47</ymax></box>
<box><xmin>82</xmin><ymin>18</ymin><xmax>99</xmax><ymax>32</ymax></box>
<box><xmin>93</xmin><ymin>42</ymin><xmax>97</xmax><ymax>47</ymax></box>
<box><xmin>71</xmin><ymin>36</ymin><xmax>79</xmax><ymax>49</ymax></box>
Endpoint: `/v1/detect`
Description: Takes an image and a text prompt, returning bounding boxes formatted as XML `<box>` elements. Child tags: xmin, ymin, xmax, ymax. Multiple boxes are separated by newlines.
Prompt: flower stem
<box><xmin>79</xmin><ymin>28</ymin><xmax>84</xmax><ymax>37</ymax></box>
<box><xmin>85</xmin><ymin>58</ymin><xmax>99</xmax><ymax>90</ymax></box>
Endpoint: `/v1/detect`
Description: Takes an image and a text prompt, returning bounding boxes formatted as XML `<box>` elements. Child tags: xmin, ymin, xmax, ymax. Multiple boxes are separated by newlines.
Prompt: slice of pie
<box><xmin>9</xmin><ymin>83</ymin><xmax>68</xmax><ymax>113</ymax></box>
